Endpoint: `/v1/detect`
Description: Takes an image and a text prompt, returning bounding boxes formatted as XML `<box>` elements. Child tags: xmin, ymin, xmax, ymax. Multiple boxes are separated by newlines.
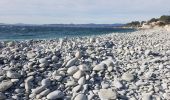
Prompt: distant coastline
<box><xmin>125</xmin><ymin>15</ymin><xmax>170</xmax><ymax>30</ymax></box>
<box><xmin>0</xmin><ymin>23</ymin><xmax>125</xmax><ymax>28</ymax></box>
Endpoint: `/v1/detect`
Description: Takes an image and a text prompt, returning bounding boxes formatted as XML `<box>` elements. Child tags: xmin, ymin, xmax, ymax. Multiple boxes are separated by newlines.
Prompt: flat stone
<box><xmin>101</xmin><ymin>83</ymin><xmax>110</xmax><ymax>89</ymax></box>
<box><xmin>78</xmin><ymin>77</ymin><xmax>86</xmax><ymax>85</ymax></box>
<box><xmin>65</xmin><ymin>80</ymin><xmax>76</xmax><ymax>87</ymax></box>
<box><xmin>39</xmin><ymin>63</ymin><xmax>47</xmax><ymax>67</ymax></box>
<box><xmin>6</xmin><ymin>71</ymin><xmax>21</xmax><ymax>79</ymax></box>
<box><xmin>54</xmin><ymin>76</ymin><xmax>63</xmax><ymax>81</ymax></box>
<box><xmin>0</xmin><ymin>80</ymin><xmax>13</xmax><ymax>92</ymax></box>
<box><xmin>32</xmin><ymin>86</ymin><xmax>46</xmax><ymax>94</ymax></box>
<box><xmin>72</xmin><ymin>85</ymin><xmax>82</xmax><ymax>93</ymax></box>
<box><xmin>36</xmin><ymin>89</ymin><xmax>50</xmax><ymax>99</ymax></box>
<box><xmin>67</xmin><ymin>66</ymin><xmax>79</xmax><ymax>75</ymax></box>
<box><xmin>27</xmin><ymin>52</ymin><xmax>36</xmax><ymax>59</ymax></box>
<box><xmin>108</xmin><ymin>66</ymin><xmax>113</xmax><ymax>72</ymax></box>
<box><xmin>75</xmin><ymin>51</ymin><xmax>82</xmax><ymax>58</ymax></box>
<box><xmin>98</xmin><ymin>89</ymin><xmax>117</xmax><ymax>100</ymax></box>
<box><xmin>142</xmin><ymin>93</ymin><xmax>152</xmax><ymax>100</ymax></box>
<box><xmin>93</xmin><ymin>63</ymin><xmax>105</xmax><ymax>71</ymax></box>
<box><xmin>41</xmin><ymin>78</ymin><xmax>51</xmax><ymax>87</ymax></box>
<box><xmin>78</xmin><ymin>64</ymin><xmax>90</xmax><ymax>71</ymax></box>
<box><xmin>113</xmin><ymin>79</ymin><xmax>123</xmax><ymax>89</ymax></box>
<box><xmin>73</xmin><ymin>70</ymin><xmax>83</xmax><ymax>79</ymax></box>
<box><xmin>74</xmin><ymin>94</ymin><xmax>87</xmax><ymax>100</ymax></box>
<box><xmin>52</xmin><ymin>56</ymin><xmax>58</xmax><ymax>62</ymax></box>
<box><xmin>122</xmin><ymin>73</ymin><xmax>135</xmax><ymax>82</ymax></box>
<box><xmin>47</xmin><ymin>90</ymin><xmax>64</xmax><ymax>99</ymax></box>
<box><xmin>39</xmin><ymin>58</ymin><xmax>48</xmax><ymax>64</ymax></box>
<box><xmin>66</xmin><ymin>58</ymin><xmax>78</xmax><ymax>67</ymax></box>
<box><xmin>11</xmin><ymin>79</ymin><xmax>19</xmax><ymax>83</ymax></box>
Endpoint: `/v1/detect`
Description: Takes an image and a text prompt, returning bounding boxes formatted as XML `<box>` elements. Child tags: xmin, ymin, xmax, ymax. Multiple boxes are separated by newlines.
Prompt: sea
<box><xmin>0</xmin><ymin>25</ymin><xmax>135</xmax><ymax>40</ymax></box>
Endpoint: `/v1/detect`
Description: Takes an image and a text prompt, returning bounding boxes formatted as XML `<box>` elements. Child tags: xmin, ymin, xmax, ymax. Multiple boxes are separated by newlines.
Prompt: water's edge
<box><xmin>0</xmin><ymin>26</ymin><xmax>136</xmax><ymax>41</ymax></box>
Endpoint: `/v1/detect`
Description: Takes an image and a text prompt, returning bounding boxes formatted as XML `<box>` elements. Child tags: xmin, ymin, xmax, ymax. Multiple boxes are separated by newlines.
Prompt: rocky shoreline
<box><xmin>0</xmin><ymin>28</ymin><xmax>170</xmax><ymax>100</ymax></box>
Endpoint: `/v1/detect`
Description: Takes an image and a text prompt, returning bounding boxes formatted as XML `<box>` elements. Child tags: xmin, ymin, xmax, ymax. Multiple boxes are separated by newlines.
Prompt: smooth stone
<box><xmin>36</xmin><ymin>89</ymin><xmax>50</xmax><ymax>99</ymax></box>
<box><xmin>78</xmin><ymin>64</ymin><xmax>90</xmax><ymax>71</ymax></box>
<box><xmin>162</xmin><ymin>83</ymin><xmax>168</xmax><ymax>89</ymax></box>
<box><xmin>41</xmin><ymin>78</ymin><xmax>51</xmax><ymax>87</ymax></box>
<box><xmin>142</xmin><ymin>93</ymin><xmax>152</xmax><ymax>100</ymax></box>
<box><xmin>75</xmin><ymin>51</ymin><xmax>82</xmax><ymax>58</ymax></box>
<box><xmin>122</xmin><ymin>73</ymin><xmax>135</xmax><ymax>82</ymax></box>
<box><xmin>108</xmin><ymin>66</ymin><xmax>113</xmax><ymax>72</ymax></box>
<box><xmin>39</xmin><ymin>58</ymin><xmax>48</xmax><ymax>64</ymax></box>
<box><xmin>93</xmin><ymin>63</ymin><xmax>105</xmax><ymax>71</ymax></box>
<box><xmin>163</xmin><ymin>93</ymin><xmax>170</xmax><ymax>99</ymax></box>
<box><xmin>158</xmin><ymin>64</ymin><xmax>164</xmax><ymax>69</ymax></box>
<box><xmin>78</xmin><ymin>77</ymin><xmax>86</xmax><ymax>85</ymax></box>
<box><xmin>66</xmin><ymin>58</ymin><xmax>78</xmax><ymax>67</ymax></box>
<box><xmin>72</xmin><ymin>85</ymin><xmax>82</xmax><ymax>93</ymax></box>
<box><xmin>85</xmin><ymin>75</ymin><xmax>90</xmax><ymax>80</ymax></box>
<box><xmin>41</xmin><ymin>78</ymin><xmax>51</xmax><ymax>86</ymax></box>
<box><xmin>15</xmin><ymin>89</ymin><xmax>25</xmax><ymax>94</ymax></box>
<box><xmin>12</xmin><ymin>95</ymin><xmax>18</xmax><ymax>99</ymax></box>
<box><xmin>11</xmin><ymin>79</ymin><xmax>19</xmax><ymax>83</ymax></box>
<box><xmin>6</xmin><ymin>71</ymin><xmax>21</xmax><ymax>79</ymax></box>
<box><xmin>73</xmin><ymin>70</ymin><xmax>83</xmax><ymax>79</ymax></box>
<box><xmin>98</xmin><ymin>89</ymin><xmax>117</xmax><ymax>100</ymax></box>
<box><xmin>32</xmin><ymin>86</ymin><xmax>46</xmax><ymax>94</ymax></box>
<box><xmin>0</xmin><ymin>80</ymin><xmax>13</xmax><ymax>92</ymax></box>
<box><xmin>74</xmin><ymin>94</ymin><xmax>87</xmax><ymax>100</ymax></box>
<box><xmin>0</xmin><ymin>92</ymin><xmax>6</xmax><ymax>100</ymax></box>
<box><xmin>52</xmin><ymin>56</ymin><xmax>58</xmax><ymax>62</ymax></box>
<box><xmin>47</xmin><ymin>90</ymin><xmax>64</xmax><ymax>99</ymax></box>
<box><xmin>67</xmin><ymin>66</ymin><xmax>79</xmax><ymax>75</ymax></box>
<box><xmin>25</xmin><ymin>76</ymin><xmax>34</xmax><ymax>92</ymax></box>
<box><xmin>39</xmin><ymin>63</ymin><xmax>47</xmax><ymax>67</ymax></box>
<box><xmin>113</xmin><ymin>79</ymin><xmax>123</xmax><ymax>89</ymax></box>
<box><xmin>27</xmin><ymin>52</ymin><xmax>36</xmax><ymax>59</ymax></box>
<box><xmin>101</xmin><ymin>83</ymin><xmax>110</xmax><ymax>89</ymax></box>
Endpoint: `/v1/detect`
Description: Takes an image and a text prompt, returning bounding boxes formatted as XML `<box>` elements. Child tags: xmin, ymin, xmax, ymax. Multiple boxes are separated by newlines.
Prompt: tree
<box><xmin>159</xmin><ymin>15</ymin><xmax>170</xmax><ymax>24</ymax></box>
<box><xmin>148</xmin><ymin>18</ymin><xmax>159</xmax><ymax>23</ymax></box>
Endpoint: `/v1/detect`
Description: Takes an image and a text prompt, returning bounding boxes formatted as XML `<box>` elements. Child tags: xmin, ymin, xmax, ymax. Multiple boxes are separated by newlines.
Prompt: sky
<box><xmin>0</xmin><ymin>0</ymin><xmax>170</xmax><ymax>24</ymax></box>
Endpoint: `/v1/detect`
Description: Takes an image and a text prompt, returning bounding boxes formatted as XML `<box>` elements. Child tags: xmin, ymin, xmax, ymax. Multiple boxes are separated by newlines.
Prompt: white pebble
<box><xmin>67</xmin><ymin>66</ymin><xmax>79</xmax><ymax>75</ymax></box>
<box><xmin>66</xmin><ymin>58</ymin><xmax>78</xmax><ymax>67</ymax></box>
<box><xmin>74</xmin><ymin>94</ymin><xmax>87</xmax><ymax>100</ymax></box>
<box><xmin>73</xmin><ymin>70</ymin><xmax>83</xmax><ymax>79</ymax></box>
<box><xmin>47</xmin><ymin>90</ymin><xmax>64</xmax><ymax>99</ymax></box>
<box><xmin>78</xmin><ymin>77</ymin><xmax>86</xmax><ymax>85</ymax></box>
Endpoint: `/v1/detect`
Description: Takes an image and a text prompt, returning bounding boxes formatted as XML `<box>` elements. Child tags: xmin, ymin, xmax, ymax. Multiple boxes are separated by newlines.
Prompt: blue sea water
<box><xmin>0</xmin><ymin>25</ymin><xmax>135</xmax><ymax>40</ymax></box>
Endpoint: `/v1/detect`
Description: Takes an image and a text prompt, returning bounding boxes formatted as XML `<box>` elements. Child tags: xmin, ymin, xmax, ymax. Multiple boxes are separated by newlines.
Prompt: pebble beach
<box><xmin>0</xmin><ymin>28</ymin><xmax>170</xmax><ymax>100</ymax></box>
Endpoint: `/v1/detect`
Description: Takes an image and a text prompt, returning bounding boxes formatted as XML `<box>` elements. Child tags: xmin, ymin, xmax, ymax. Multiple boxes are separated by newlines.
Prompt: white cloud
<box><xmin>0</xmin><ymin>0</ymin><xmax>170</xmax><ymax>24</ymax></box>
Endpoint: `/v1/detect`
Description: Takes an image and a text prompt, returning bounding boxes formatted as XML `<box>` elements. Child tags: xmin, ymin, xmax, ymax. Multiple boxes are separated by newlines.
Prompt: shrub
<box><xmin>159</xmin><ymin>15</ymin><xmax>170</xmax><ymax>24</ymax></box>
<box><xmin>148</xmin><ymin>18</ymin><xmax>159</xmax><ymax>23</ymax></box>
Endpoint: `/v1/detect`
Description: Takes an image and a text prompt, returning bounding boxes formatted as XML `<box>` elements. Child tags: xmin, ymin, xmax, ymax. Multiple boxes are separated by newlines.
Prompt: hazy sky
<box><xmin>0</xmin><ymin>0</ymin><xmax>170</xmax><ymax>24</ymax></box>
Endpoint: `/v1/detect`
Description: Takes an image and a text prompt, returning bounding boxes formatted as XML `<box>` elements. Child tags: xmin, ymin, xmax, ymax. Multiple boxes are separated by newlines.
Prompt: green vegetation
<box><xmin>159</xmin><ymin>15</ymin><xmax>170</xmax><ymax>24</ymax></box>
<box><xmin>125</xmin><ymin>15</ymin><xmax>170</xmax><ymax>27</ymax></box>
<box><xmin>148</xmin><ymin>18</ymin><xmax>159</xmax><ymax>24</ymax></box>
